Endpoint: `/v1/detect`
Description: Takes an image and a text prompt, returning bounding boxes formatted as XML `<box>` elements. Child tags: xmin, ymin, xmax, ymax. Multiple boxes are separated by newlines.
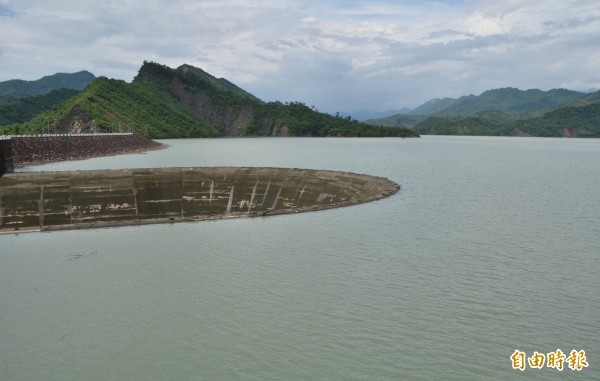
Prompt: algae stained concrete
<box><xmin>0</xmin><ymin>140</ymin><xmax>14</xmax><ymax>176</ymax></box>
<box><xmin>0</xmin><ymin>167</ymin><xmax>399</xmax><ymax>232</ymax></box>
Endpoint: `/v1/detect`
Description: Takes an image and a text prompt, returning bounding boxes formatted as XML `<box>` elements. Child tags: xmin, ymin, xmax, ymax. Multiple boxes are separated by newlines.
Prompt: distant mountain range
<box><xmin>2</xmin><ymin>66</ymin><xmax>598</xmax><ymax>138</ymax></box>
<box><xmin>0</xmin><ymin>88</ymin><xmax>80</xmax><ymax>127</ymax></box>
<box><xmin>407</xmin><ymin>88</ymin><xmax>587</xmax><ymax>116</ymax></box>
<box><xmin>341</xmin><ymin>109</ymin><xmax>411</xmax><ymax>122</ymax></box>
<box><xmin>0</xmin><ymin>71</ymin><xmax>95</xmax><ymax>98</ymax></box>
<box><xmin>1</xmin><ymin>62</ymin><xmax>417</xmax><ymax>138</ymax></box>
<box><xmin>0</xmin><ymin>71</ymin><xmax>96</xmax><ymax>127</ymax></box>
<box><xmin>367</xmin><ymin>87</ymin><xmax>600</xmax><ymax>137</ymax></box>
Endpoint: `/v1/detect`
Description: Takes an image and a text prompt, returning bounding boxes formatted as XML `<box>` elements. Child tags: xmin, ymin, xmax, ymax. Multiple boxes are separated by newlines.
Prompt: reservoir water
<box><xmin>1</xmin><ymin>136</ymin><xmax>599</xmax><ymax>380</ymax></box>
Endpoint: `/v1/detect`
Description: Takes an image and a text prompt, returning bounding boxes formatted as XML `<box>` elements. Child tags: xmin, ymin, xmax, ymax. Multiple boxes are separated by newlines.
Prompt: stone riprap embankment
<box><xmin>9</xmin><ymin>134</ymin><xmax>165</xmax><ymax>167</ymax></box>
<box><xmin>0</xmin><ymin>167</ymin><xmax>399</xmax><ymax>232</ymax></box>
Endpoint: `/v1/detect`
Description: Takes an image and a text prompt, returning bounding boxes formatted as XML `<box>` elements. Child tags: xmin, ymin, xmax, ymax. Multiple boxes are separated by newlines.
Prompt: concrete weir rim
<box><xmin>0</xmin><ymin>166</ymin><xmax>400</xmax><ymax>234</ymax></box>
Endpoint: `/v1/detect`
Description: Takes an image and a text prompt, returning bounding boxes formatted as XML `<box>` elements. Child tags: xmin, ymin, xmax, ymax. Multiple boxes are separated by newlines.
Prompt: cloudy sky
<box><xmin>1</xmin><ymin>0</ymin><xmax>599</xmax><ymax>114</ymax></box>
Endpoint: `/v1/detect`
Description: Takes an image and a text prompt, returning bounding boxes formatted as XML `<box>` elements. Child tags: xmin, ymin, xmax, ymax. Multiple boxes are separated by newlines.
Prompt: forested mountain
<box><xmin>364</xmin><ymin>114</ymin><xmax>427</xmax><ymax>130</ymax></box>
<box><xmin>2</xmin><ymin>62</ymin><xmax>417</xmax><ymax>138</ymax></box>
<box><xmin>10</xmin><ymin>64</ymin><xmax>596</xmax><ymax>138</ymax></box>
<box><xmin>409</xmin><ymin>103</ymin><xmax>600</xmax><ymax>137</ymax></box>
<box><xmin>0</xmin><ymin>71</ymin><xmax>96</xmax><ymax>127</ymax></box>
<box><xmin>513</xmin><ymin>102</ymin><xmax>600</xmax><ymax>137</ymax></box>
<box><xmin>367</xmin><ymin>87</ymin><xmax>600</xmax><ymax>137</ymax></box>
<box><xmin>0</xmin><ymin>89</ymin><xmax>79</xmax><ymax>127</ymax></box>
<box><xmin>406</xmin><ymin>88</ymin><xmax>587</xmax><ymax>116</ymax></box>
<box><xmin>0</xmin><ymin>71</ymin><xmax>95</xmax><ymax>97</ymax></box>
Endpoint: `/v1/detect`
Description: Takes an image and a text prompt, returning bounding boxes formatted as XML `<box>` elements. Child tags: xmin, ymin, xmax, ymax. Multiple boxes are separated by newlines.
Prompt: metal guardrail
<box><xmin>0</xmin><ymin>133</ymin><xmax>134</xmax><ymax>140</ymax></box>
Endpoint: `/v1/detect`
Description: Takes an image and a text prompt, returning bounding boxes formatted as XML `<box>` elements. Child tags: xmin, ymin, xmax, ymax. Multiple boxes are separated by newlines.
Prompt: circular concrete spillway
<box><xmin>0</xmin><ymin>167</ymin><xmax>399</xmax><ymax>232</ymax></box>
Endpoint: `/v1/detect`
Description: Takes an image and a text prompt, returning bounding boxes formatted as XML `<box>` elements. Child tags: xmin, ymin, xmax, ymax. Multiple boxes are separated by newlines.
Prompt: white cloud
<box><xmin>465</xmin><ymin>13</ymin><xmax>504</xmax><ymax>36</ymax></box>
<box><xmin>1</xmin><ymin>0</ymin><xmax>599</xmax><ymax>113</ymax></box>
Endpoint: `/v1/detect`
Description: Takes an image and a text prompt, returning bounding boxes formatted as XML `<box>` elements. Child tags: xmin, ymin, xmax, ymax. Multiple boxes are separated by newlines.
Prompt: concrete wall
<box><xmin>0</xmin><ymin>167</ymin><xmax>399</xmax><ymax>232</ymax></box>
<box><xmin>9</xmin><ymin>134</ymin><xmax>164</xmax><ymax>167</ymax></box>
<box><xmin>0</xmin><ymin>140</ymin><xmax>14</xmax><ymax>177</ymax></box>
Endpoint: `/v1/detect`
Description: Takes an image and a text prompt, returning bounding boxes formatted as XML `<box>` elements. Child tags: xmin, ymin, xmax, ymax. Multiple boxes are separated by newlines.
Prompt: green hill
<box><xmin>404</xmin><ymin>87</ymin><xmax>587</xmax><ymax>117</ymax></box>
<box><xmin>408</xmin><ymin>96</ymin><xmax>470</xmax><ymax>116</ymax></box>
<box><xmin>0</xmin><ymin>88</ymin><xmax>79</xmax><ymax>127</ymax></box>
<box><xmin>0</xmin><ymin>71</ymin><xmax>96</xmax><ymax>98</ymax></box>
<box><xmin>365</xmin><ymin>114</ymin><xmax>426</xmax><ymax>129</ymax></box>
<box><xmin>3</xmin><ymin>75</ymin><xmax>221</xmax><ymax>138</ymax></box>
<box><xmin>2</xmin><ymin>62</ymin><xmax>418</xmax><ymax>138</ymax></box>
<box><xmin>367</xmin><ymin>87</ymin><xmax>600</xmax><ymax>137</ymax></box>
<box><xmin>412</xmin><ymin>110</ymin><xmax>515</xmax><ymax>136</ymax></box>
<box><xmin>411</xmin><ymin>103</ymin><xmax>600</xmax><ymax>137</ymax></box>
<box><xmin>515</xmin><ymin>102</ymin><xmax>600</xmax><ymax>137</ymax></box>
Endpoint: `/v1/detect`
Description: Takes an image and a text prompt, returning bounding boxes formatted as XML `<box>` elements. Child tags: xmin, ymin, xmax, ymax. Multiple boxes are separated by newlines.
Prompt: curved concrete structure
<box><xmin>0</xmin><ymin>167</ymin><xmax>399</xmax><ymax>233</ymax></box>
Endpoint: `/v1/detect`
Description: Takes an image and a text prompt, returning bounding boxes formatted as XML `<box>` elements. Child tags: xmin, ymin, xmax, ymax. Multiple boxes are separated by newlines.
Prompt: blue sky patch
<box><xmin>0</xmin><ymin>4</ymin><xmax>16</xmax><ymax>17</ymax></box>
